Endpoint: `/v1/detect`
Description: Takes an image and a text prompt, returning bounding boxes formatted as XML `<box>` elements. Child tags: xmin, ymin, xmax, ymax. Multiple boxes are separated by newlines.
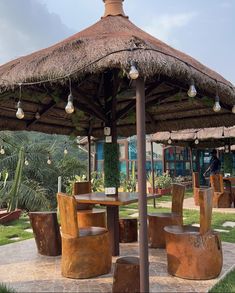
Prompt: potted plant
<box><xmin>148</xmin><ymin>172</ymin><xmax>172</xmax><ymax>195</ymax></box>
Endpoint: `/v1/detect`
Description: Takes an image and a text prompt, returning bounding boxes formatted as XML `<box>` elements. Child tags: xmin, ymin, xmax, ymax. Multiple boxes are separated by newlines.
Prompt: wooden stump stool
<box><xmin>29</xmin><ymin>211</ymin><xmax>61</xmax><ymax>256</ymax></box>
<box><xmin>112</xmin><ymin>256</ymin><xmax>140</xmax><ymax>293</ymax></box>
<box><xmin>119</xmin><ymin>218</ymin><xmax>138</xmax><ymax>243</ymax></box>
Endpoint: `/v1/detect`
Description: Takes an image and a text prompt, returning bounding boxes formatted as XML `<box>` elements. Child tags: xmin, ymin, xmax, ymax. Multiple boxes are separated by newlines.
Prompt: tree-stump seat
<box><xmin>210</xmin><ymin>174</ymin><xmax>232</xmax><ymax>208</ymax></box>
<box><xmin>57</xmin><ymin>193</ymin><xmax>112</xmax><ymax>279</ymax></box>
<box><xmin>79</xmin><ymin>226</ymin><xmax>108</xmax><ymax>237</ymax></box>
<box><xmin>112</xmin><ymin>256</ymin><xmax>140</xmax><ymax>293</ymax></box>
<box><xmin>73</xmin><ymin>181</ymin><xmax>106</xmax><ymax>228</ymax></box>
<box><xmin>164</xmin><ymin>188</ymin><xmax>223</xmax><ymax>280</ymax></box>
<box><xmin>77</xmin><ymin>209</ymin><xmax>106</xmax><ymax>228</ymax></box>
<box><xmin>148</xmin><ymin>183</ymin><xmax>185</xmax><ymax>248</ymax></box>
<box><xmin>119</xmin><ymin>218</ymin><xmax>138</xmax><ymax>243</ymax></box>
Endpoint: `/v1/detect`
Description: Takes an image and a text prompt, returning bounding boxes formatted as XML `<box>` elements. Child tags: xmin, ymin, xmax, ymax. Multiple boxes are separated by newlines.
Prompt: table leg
<box><xmin>107</xmin><ymin>206</ymin><xmax>119</xmax><ymax>256</ymax></box>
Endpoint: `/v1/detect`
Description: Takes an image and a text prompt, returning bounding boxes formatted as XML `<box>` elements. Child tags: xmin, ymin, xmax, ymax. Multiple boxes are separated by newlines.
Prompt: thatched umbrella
<box><xmin>149</xmin><ymin>127</ymin><xmax>235</xmax><ymax>189</ymax></box>
<box><xmin>151</xmin><ymin>126</ymin><xmax>235</xmax><ymax>148</ymax></box>
<box><xmin>0</xmin><ymin>1</ymin><xmax>234</xmax><ymax>137</ymax></box>
<box><xmin>0</xmin><ymin>1</ymin><xmax>235</xmax><ymax>291</ymax></box>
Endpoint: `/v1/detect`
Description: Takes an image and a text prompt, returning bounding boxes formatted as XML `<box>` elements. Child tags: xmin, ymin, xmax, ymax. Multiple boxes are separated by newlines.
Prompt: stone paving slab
<box><xmin>159</xmin><ymin>197</ymin><xmax>235</xmax><ymax>213</ymax></box>
<box><xmin>222</xmin><ymin>221</ymin><xmax>235</xmax><ymax>227</ymax></box>
<box><xmin>0</xmin><ymin>239</ymin><xmax>235</xmax><ymax>292</ymax></box>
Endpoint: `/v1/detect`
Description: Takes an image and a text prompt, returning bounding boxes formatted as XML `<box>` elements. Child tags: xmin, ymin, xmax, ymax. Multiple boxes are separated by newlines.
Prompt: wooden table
<box><xmin>223</xmin><ymin>177</ymin><xmax>235</xmax><ymax>207</ymax></box>
<box><xmin>74</xmin><ymin>192</ymin><xmax>158</xmax><ymax>256</ymax></box>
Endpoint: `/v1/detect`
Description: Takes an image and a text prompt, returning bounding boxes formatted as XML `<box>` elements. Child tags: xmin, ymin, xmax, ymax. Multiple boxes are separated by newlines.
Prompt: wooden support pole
<box><xmin>136</xmin><ymin>78</ymin><xmax>149</xmax><ymax>292</ymax></box>
<box><xmin>150</xmin><ymin>140</ymin><xmax>156</xmax><ymax>208</ymax></box>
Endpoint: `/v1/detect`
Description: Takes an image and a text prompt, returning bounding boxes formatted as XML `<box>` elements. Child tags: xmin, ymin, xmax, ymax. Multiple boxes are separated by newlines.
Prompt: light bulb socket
<box><xmin>17</xmin><ymin>100</ymin><xmax>22</xmax><ymax>109</ymax></box>
<box><xmin>189</xmin><ymin>78</ymin><xmax>195</xmax><ymax>86</ymax></box>
<box><xmin>68</xmin><ymin>93</ymin><xmax>73</xmax><ymax>102</ymax></box>
<box><xmin>215</xmin><ymin>95</ymin><xmax>220</xmax><ymax>103</ymax></box>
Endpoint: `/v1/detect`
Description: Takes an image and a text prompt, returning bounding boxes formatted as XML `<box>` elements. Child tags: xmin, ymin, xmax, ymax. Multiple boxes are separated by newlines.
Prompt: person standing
<box><xmin>203</xmin><ymin>149</ymin><xmax>221</xmax><ymax>177</ymax></box>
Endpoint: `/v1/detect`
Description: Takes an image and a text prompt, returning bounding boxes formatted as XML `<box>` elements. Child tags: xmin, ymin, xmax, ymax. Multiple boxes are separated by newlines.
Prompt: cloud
<box><xmin>144</xmin><ymin>12</ymin><xmax>197</xmax><ymax>47</ymax></box>
<box><xmin>0</xmin><ymin>0</ymin><xmax>74</xmax><ymax>65</ymax></box>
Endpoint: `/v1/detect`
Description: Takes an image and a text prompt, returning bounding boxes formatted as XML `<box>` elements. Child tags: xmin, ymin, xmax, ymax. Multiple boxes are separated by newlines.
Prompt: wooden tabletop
<box><xmin>74</xmin><ymin>192</ymin><xmax>158</xmax><ymax>206</ymax></box>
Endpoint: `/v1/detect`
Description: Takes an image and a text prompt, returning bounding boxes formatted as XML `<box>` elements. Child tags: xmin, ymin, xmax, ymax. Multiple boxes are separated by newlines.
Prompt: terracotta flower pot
<box><xmin>0</xmin><ymin>209</ymin><xmax>22</xmax><ymax>224</ymax></box>
<box><xmin>148</xmin><ymin>187</ymin><xmax>171</xmax><ymax>195</ymax></box>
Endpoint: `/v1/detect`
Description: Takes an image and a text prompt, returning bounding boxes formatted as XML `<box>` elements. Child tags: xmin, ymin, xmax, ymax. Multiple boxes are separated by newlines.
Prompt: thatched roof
<box><xmin>0</xmin><ymin>0</ymin><xmax>234</xmax><ymax>137</ymax></box>
<box><xmin>151</xmin><ymin>127</ymin><xmax>235</xmax><ymax>148</ymax></box>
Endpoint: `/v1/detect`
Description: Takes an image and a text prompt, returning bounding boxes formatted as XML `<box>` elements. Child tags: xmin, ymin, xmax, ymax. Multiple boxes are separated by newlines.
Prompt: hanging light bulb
<box><xmin>47</xmin><ymin>155</ymin><xmax>52</xmax><ymax>165</ymax></box>
<box><xmin>168</xmin><ymin>132</ymin><xmax>172</xmax><ymax>145</ymax></box>
<box><xmin>213</xmin><ymin>95</ymin><xmax>221</xmax><ymax>112</ymax></box>
<box><xmin>24</xmin><ymin>158</ymin><xmax>29</xmax><ymax>166</ymax></box>
<box><xmin>224</xmin><ymin>145</ymin><xmax>230</xmax><ymax>153</ymax></box>
<box><xmin>35</xmin><ymin>111</ymin><xmax>41</xmax><ymax>119</ymax></box>
<box><xmin>16</xmin><ymin>101</ymin><xmax>24</xmax><ymax>119</ymax></box>
<box><xmin>232</xmin><ymin>105</ymin><xmax>235</xmax><ymax>114</ymax></box>
<box><xmin>16</xmin><ymin>83</ymin><xmax>24</xmax><ymax>119</ymax></box>
<box><xmin>65</xmin><ymin>78</ymin><xmax>75</xmax><ymax>114</ymax></box>
<box><xmin>213</xmin><ymin>83</ymin><xmax>221</xmax><ymax>112</ymax></box>
<box><xmin>194</xmin><ymin>138</ymin><xmax>199</xmax><ymax>145</ymax></box>
<box><xmin>65</xmin><ymin>94</ymin><xmax>75</xmax><ymax>114</ymax></box>
<box><xmin>129</xmin><ymin>61</ymin><xmax>139</xmax><ymax>80</ymax></box>
<box><xmin>64</xmin><ymin>147</ymin><xmax>68</xmax><ymax>155</ymax></box>
<box><xmin>187</xmin><ymin>79</ymin><xmax>197</xmax><ymax>98</ymax></box>
<box><xmin>0</xmin><ymin>146</ymin><xmax>5</xmax><ymax>155</ymax></box>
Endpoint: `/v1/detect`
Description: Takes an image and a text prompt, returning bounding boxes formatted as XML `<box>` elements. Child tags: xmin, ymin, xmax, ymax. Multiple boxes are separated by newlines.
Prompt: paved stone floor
<box><xmin>159</xmin><ymin>197</ymin><xmax>235</xmax><ymax>214</ymax></box>
<box><xmin>0</xmin><ymin>239</ymin><xmax>235</xmax><ymax>292</ymax></box>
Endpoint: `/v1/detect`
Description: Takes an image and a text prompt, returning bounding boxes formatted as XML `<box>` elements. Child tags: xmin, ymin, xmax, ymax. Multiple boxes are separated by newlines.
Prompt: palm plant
<box><xmin>0</xmin><ymin>131</ymin><xmax>86</xmax><ymax>211</ymax></box>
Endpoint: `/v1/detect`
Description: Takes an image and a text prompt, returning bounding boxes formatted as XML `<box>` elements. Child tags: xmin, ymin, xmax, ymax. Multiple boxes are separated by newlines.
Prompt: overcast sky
<box><xmin>0</xmin><ymin>0</ymin><xmax>234</xmax><ymax>83</ymax></box>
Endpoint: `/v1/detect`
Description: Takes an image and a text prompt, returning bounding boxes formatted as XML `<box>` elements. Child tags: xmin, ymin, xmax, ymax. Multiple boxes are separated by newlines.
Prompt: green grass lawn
<box><xmin>119</xmin><ymin>200</ymin><xmax>235</xmax><ymax>243</ymax></box>
<box><xmin>0</xmin><ymin>283</ymin><xmax>16</xmax><ymax>293</ymax></box>
<box><xmin>155</xmin><ymin>189</ymin><xmax>193</xmax><ymax>202</ymax></box>
<box><xmin>0</xmin><ymin>213</ymin><xmax>33</xmax><ymax>246</ymax></box>
<box><xmin>209</xmin><ymin>269</ymin><xmax>235</xmax><ymax>292</ymax></box>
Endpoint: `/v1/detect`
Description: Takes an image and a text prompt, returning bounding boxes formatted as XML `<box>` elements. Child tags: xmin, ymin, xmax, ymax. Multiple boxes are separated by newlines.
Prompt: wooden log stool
<box><xmin>164</xmin><ymin>188</ymin><xmax>223</xmax><ymax>280</ymax></box>
<box><xmin>148</xmin><ymin>183</ymin><xmax>185</xmax><ymax>248</ymax></box>
<box><xmin>29</xmin><ymin>211</ymin><xmax>61</xmax><ymax>256</ymax></box>
<box><xmin>112</xmin><ymin>256</ymin><xmax>140</xmax><ymax>293</ymax></box>
<box><xmin>73</xmin><ymin>181</ymin><xmax>106</xmax><ymax>228</ymax></box>
<box><xmin>119</xmin><ymin>218</ymin><xmax>138</xmax><ymax>243</ymax></box>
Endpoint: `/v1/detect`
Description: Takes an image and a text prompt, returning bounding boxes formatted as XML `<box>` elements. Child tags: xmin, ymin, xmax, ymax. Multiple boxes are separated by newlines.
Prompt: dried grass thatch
<box><xmin>0</xmin><ymin>0</ymin><xmax>234</xmax><ymax>137</ymax></box>
<box><xmin>151</xmin><ymin>127</ymin><xmax>235</xmax><ymax>148</ymax></box>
